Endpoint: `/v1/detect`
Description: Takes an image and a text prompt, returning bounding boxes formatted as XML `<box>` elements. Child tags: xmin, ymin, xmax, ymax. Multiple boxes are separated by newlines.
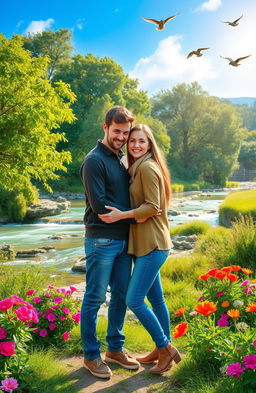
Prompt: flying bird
<box><xmin>222</xmin><ymin>15</ymin><xmax>243</xmax><ymax>26</ymax></box>
<box><xmin>220</xmin><ymin>55</ymin><xmax>251</xmax><ymax>66</ymax></box>
<box><xmin>187</xmin><ymin>48</ymin><xmax>210</xmax><ymax>59</ymax></box>
<box><xmin>142</xmin><ymin>14</ymin><xmax>179</xmax><ymax>31</ymax></box>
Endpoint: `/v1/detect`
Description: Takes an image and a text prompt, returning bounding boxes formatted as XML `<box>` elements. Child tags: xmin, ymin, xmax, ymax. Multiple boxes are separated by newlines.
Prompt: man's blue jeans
<box><xmin>126</xmin><ymin>249</ymin><xmax>171</xmax><ymax>349</ymax></box>
<box><xmin>81</xmin><ymin>237</ymin><xmax>132</xmax><ymax>360</ymax></box>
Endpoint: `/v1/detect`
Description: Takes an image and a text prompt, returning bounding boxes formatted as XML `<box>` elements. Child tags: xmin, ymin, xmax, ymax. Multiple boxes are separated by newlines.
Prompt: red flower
<box><xmin>221</xmin><ymin>267</ymin><xmax>232</xmax><ymax>274</ymax></box>
<box><xmin>215</xmin><ymin>271</ymin><xmax>227</xmax><ymax>279</ymax></box>
<box><xmin>195</xmin><ymin>301</ymin><xmax>217</xmax><ymax>316</ymax></box>
<box><xmin>173</xmin><ymin>322</ymin><xmax>188</xmax><ymax>338</ymax></box>
<box><xmin>207</xmin><ymin>268</ymin><xmax>218</xmax><ymax>277</ymax></box>
<box><xmin>230</xmin><ymin>265</ymin><xmax>241</xmax><ymax>272</ymax></box>
<box><xmin>199</xmin><ymin>273</ymin><xmax>210</xmax><ymax>280</ymax></box>
<box><xmin>246</xmin><ymin>302</ymin><xmax>256</xmax><ymax>312</ymax></box>
<box><xmin>175</xmin><ymin>306</ymin><xmax>187</xmax><ymax>315</ymax></box>
<box><xmin>227</xmin><ymin>273</ymin><xmax>239</xmax><ymax>282</ymax></box>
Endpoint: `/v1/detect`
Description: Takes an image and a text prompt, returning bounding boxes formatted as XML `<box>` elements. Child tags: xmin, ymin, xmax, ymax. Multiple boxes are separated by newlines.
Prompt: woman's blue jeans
<box><xmin>81</xmin><ymin>237</ymin><xmax>132</xmax><ymax>360</ymax></box>
<box><xmin>126</xmin><ymin>249</ymin><xmax>171</xmax><ymax>349</ymax></box>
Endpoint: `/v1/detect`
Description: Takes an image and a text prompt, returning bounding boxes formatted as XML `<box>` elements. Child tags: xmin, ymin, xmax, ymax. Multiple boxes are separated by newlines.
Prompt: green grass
<box><xmin>170</xmin><ymin>221</ymin><xmax>211</xmax><ymax>236</ymax></box>
<box><xmin>219</xmin><ymin>189</ymin><xmax>256</xmax><ymax>226</ymax></box>
<box><xmin>27</xmin><ymin>349</ymin><xmax>79</xmax><ymax>393</ymax></box>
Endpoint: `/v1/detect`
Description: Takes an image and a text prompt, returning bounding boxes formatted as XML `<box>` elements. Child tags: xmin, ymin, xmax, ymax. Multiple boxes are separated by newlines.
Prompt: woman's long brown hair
<box><xmin>127</xmin><ymin>124</ymin><xmax>172</xmax><ymax>205</ymax></box>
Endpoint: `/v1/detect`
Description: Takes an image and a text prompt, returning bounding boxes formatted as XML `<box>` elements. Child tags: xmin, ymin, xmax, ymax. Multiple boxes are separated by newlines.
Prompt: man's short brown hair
<box><xmin>105</xmin><ymin>106</ymin><xmax>135</xmax><ymax>128</ymax></box>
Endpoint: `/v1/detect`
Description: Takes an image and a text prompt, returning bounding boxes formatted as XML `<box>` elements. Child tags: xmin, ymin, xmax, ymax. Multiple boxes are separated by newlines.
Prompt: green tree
<box><xmin>0</xmin><ymin>34</ymin><xmax>76</xmax><ymax>193</ymax></box>
<box><xmin>151</xmin><ymin>82</ymin><xmax>244</xmax><ymax>185</ymax></box>
<box><xmin>233</xmin><ymin>102</ymin><xmax>256</xmax><ymax>130</ymax></box>
<box><xmin>22</xmin><ymin>28</ymin><xmax>73</xmax><ymax>79</ymax></box>
<box><xmin>238</xmin><ymin>130</ymin><xmax>256</xmax><ymax>169</ymax></box>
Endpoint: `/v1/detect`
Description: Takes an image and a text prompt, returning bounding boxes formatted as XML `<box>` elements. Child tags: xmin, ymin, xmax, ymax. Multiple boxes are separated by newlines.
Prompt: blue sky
<box><xmin>1</xmin><ymin>0</ymin><xmax>256</xmax><ymax>97</ymax></box>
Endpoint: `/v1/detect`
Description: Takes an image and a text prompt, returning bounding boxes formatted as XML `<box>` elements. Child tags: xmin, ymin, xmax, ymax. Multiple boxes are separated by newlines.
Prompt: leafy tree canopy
<box><xmin>0</xmin><ymin>34</ymin><xmax>76</xmax><ymax>192</ymax></box>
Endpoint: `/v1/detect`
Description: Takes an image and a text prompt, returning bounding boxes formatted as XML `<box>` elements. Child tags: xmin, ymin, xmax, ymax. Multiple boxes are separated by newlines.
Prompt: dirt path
<box><xmin>62</xmin><ymin>353</ymin><xmax>178</xmax><ymax>393</ymax></box>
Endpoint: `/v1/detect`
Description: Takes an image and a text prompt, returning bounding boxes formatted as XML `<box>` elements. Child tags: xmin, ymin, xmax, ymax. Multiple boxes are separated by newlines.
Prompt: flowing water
<box><xmin>0</xmin><ymin>191</ymin><xmax>228</xmax><ymax>279</ymax></box>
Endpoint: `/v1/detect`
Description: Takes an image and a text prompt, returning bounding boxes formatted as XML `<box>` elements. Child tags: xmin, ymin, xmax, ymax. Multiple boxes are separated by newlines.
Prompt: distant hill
<box><xmin>221</xmin><ymin>97</ymin><xmax>256</xmax><ymax>106</ymax></box>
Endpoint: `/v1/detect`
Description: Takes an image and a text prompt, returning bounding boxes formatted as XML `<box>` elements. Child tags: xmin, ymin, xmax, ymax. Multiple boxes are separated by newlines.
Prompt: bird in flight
<box><xmin>222</xmin><ymin>15</ymin><xmax>243</xmax><ymax>26</ymax></box>
<box><xmin>142</xmin><ymin>14</ymin><xmax>179</xmax><ymax>31</ymax></box>
<box><xmin>220</xmin><ymin>55</ymin><xmax>251</xmax><ymax>66</ymax></box>
<box><xmin>187</xmin><ymin>48</ymin><xmax>210</xmax><ymax>59</ymax></box>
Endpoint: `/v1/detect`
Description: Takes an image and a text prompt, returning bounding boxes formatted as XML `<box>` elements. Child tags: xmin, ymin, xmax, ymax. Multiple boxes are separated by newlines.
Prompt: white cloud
<box><xmin>77</xmin><ymin>23</ymin><xmax>83</xmax><ymax>30</ymax></box>
<box><xmin>24</xmin><ymin>18</ymin><xmax>54</xmax><ymax>35</ymax></box>
<box><xmin>129</xmin><ymin>36</ymin><xmax>217</xmax><ymax>95</ymax></box>
<box><xmin>197</xmin><ymin>0</ymin><xmax>222</xmax><ymax>12</ymax></box>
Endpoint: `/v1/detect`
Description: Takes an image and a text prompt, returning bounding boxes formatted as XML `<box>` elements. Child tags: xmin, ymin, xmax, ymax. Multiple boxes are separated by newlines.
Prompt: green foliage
<box><xmin>219</xmin><ymin>190</ymin><xmax>256</xmax><ymax>226</ymax></box>
<box><xmin>170</xmin><ymin>221</ymin><xmax>211</xmax><ymax>236</ymax></box>
<box><xmin>225</xmin><ymin>181</ymin><xmax>239</xmax><ymax>188</ymax></box>
<box><xmin>0</xmin><ymin>34</ymin><xmax>76</xmax><ymax>193</ymax></box>
<box><xmin>172</xmin><ymin>184</ymin><xmax>184</xmax><ymax>193</ymax></box>
<box><xmin>0</xmin><ymin>266</ymin><xmax>51</xmax><ymax>299</ymax></box>
<box><xmin>197</xmin><ymin>217</ymin><xmax>256</xmax><ymax>270</ymax></box>
<box><xmin>151</xmin><ymin>82</ymin><xmax>244</xmax><ymax>185</ymax></box>
<box><xmin>22</xmin><ymin>28</ymin><xmax>73</xmax><ymax>80</ymax></box>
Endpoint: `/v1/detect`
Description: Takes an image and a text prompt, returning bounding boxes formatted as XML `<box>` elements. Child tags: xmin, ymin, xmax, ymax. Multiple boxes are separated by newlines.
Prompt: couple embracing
<box><xmin>80</xmin><ymin>106</ymin><xmax>181</xmax><ymax>379</ymax></box>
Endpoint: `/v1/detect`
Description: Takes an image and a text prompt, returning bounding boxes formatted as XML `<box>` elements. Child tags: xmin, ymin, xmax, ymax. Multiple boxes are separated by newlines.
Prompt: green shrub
<box><xmin>170</xmin><ymin>221</ymin><xmax>211</xmax><ymax>236</ymax></box>
<box><xmin>219</xmin><ymin>190</ymin><xmax>256</xmax><ymax>227</ymax></box>
<box><xmin>172</xmin><ymin>184</ymin><xmax>184</xmax><ymax>193</ymax></box>
<box><xmin>225</xmin><ymin>181</ymin><xmax>239</xmax><ymax>188</ymax></box>
<box><xmin>196</xmin><ymin>217</ymin><xmax>256</xmax><ymax>270</ymax></box>
<box><xmin>184</xmin><ymin>183</ymin><xmax>200</xmax><ymax>191</ymax></box>
<box><xmin>12</xmin><ymin>193</ymin><xmax>27</xmax><ymax>222</ymax></box>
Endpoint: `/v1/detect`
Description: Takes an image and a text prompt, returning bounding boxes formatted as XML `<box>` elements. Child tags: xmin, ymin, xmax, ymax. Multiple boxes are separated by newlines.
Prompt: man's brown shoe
<box><xmin>105</xmin><ymin>350</ymin><xmax>140</xmax><ymax>370</ymax></box>
<box><xmin>84</xmin><ymin>357</ymin><xmax>112</xmax><ymax>378</ymax></box>
<box><xmin>136</xmin><ymin>348</ymin><xmax>158</xmax><ymax>364</ymax></box>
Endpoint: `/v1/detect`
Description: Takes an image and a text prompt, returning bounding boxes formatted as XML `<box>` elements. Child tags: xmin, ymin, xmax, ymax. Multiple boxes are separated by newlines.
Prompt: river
<box><xmin>0</xmin><ymin>190</ymin><xmax>230</xmax><ymax>283</ymax></box>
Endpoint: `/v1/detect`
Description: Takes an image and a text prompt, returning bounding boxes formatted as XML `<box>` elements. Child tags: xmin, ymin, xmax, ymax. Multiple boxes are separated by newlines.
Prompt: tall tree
<box><xmin>238</xmin><ymin>130</ymin><xmax>256</xmax><ymax>170</ymax></box>
<box><xmin>22</xmin><ymin>28</ymin><xmax>73</xmax><ymax>79</ymax></box>
<box><xmin>151</xmin><ymin>82</ymin><xmax>244</xmax><ymax>184</ymax></box>
<box><xmin>0</xmin><ymin>34</ymin><xmax>76</xmax><ymax>192</ymax></box>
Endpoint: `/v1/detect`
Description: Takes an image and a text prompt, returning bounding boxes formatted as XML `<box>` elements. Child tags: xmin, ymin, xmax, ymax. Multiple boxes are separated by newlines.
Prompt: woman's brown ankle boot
<box><xmin>149</xmin><ymin>343</ymin><xmax>181</xmax><ymax>374</ymax></box>
<box><xmin>136</xmin><ymin>348</ymin><xmax>158</xmax><ymax>364</ymax></box>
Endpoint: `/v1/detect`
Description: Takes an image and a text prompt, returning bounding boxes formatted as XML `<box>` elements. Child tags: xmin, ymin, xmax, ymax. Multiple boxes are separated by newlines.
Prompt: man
<box><xmin>80</xmin><ymin>106</ymin><xmax>140</xmax><ymax>379</ymax></box>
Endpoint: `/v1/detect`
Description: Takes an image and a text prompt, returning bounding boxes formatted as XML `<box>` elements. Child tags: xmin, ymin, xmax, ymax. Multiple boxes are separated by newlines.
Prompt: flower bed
<box><xmin>174</xmin><ymin>265</ymin><xmax>256</xmax><ymax>393</ymax></box>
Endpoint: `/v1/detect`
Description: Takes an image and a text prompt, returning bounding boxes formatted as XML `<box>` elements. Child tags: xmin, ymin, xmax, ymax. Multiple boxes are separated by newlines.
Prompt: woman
<box><xmin>98</xmin><ymin>124</ymin><xmax>181</xmax><ymax>374</ymax></box>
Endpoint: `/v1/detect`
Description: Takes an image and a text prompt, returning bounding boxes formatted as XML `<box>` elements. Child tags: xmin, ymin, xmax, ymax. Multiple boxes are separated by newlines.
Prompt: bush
<box><xmin>197</xmin><ymin>217</ymin><xmax>256</xmax><ymax>270</ymax></box>
<box><xmin>11</xmin><ymin>194</ymin><xmax>27</xmax><ymax>222</ymax></box>
<box><xmin>172</xmin><ymin>184</ymin><xmax>184</xmax><ymax>193</ymax></box>
<box><xmin>219</xmin><ymin>190</ymin><xmax>256</xmax><ymax>227</ymax></box>
<box><xmin>170</xmin><ymin>221</ymin><xmax>211</xmax><ymax>236</ymax></box>
<box><xmin>225</xmin><ymin>181</ymin><xmax>239</xmax><ymax>188</ymax></box>
<box><xmin>26</xmin><ymin>286</ymin><xmax>80</xmax><ymax>348</ymax></box>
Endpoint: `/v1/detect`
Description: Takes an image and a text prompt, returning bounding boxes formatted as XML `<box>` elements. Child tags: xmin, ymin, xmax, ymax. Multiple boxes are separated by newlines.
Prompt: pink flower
<box><xmin>0</xmin><ymin>299</ymin><xmax>13</xmax><ymax>311</ymax></box>
<box><xmin>62</xmin><ymin>307</ymin><xmax>70</xmax><ymax>315</ymax></box>
<box><xmin>63</xmin><ymin>331</ymin><xmax>70</xmax><ymax>341</ymax></box>
<box><xmin>70</xmin><ymin>286</ymin><xmax>77</xmax><ymax>293</ymax></box>
<box><xmin>0</xmin><ymin>377</ymin><xmax>19</xmax><ymax>392</ymax></box>
<box><xmin>51</xmin><ymin>305</ymin><xmax>59</xmax><ymax>310</ymax></box>
<box><xmin>39</xmin><ymin>329</ymin><xmax>48</xmax><ymax>337</ymax></box>
<box><xmin>240</xmin><ymin>280</ymin><xmax>249</xmax><ymax>286</ymax></box>
<box><xmin>216</xmin><ymin>291</ymin><xmax>224</xmax><ymax>297</ymax></box>
<box><xmin>49</xmin><ymin>323</ymin><xmax>57</xmax><ymax>331</ymax></box>
<box><xmin>197</xmin><ymin>295</ymin><xmax>205</xmax><ymax>302</ymax></box>
<box><xmin>33</xmin><ymin>297</ymin><xmax>42</xmax><ymax>303</ymax></box>
<box><xmin>0</xmin><ymin>341</ymin><xmax>15</xmax><ymax>356</ymax></box>
<box><xmin>60</xmin><ymin>316</ymin><xmax>66</xmax><ymax>321</ymax></box>
<box><xmin>244</xmin><ymin>287</ymin><xmax>254</xmax><ymax>294</ymax></box>
<box><xmin>227</xmin><ymin>362</ymin><xmax>245</xmax><ymax>378</ymax></box>
<box><xmin>15</xmin><ymin>306</ymin><xmax>33</xmax><ymax>322</ymax></box>
<box><xmin>72</xmin><ymin>313</ymin><xmax>81</xmax><ymax>323</ymax></box>
<box><xmin>0</xmin><ymin>327</ymin><xmax>8</xmax><ymax>340</ymax></box>
<box><xmin>47</xmin><ymin>285</ymin><xmax>55</xmax><ymax>289</ymax></box>
<box><xmin>217</xmin><ymin>317</ymin><xmax>229</xmax><ymax>327</ymax></box>
<box><xmin>10</xmin><ymin>296</ymin><xmax>26</xmax><ymax>305</ymax></box>
<box><xmin>46</xmin><ymin>313</ymin><xmax>56</xmax><ymax>322</ymax></box>
<box><xmin>26</xmin><ymin>289</ymin><xmax>35</xmax><ymax>296</ymax></box>
<box><xmin>253</xmin><ymin>340</ymin><xmax>256</xmax><ymax>346</ymax></box>
<box><xmin>220</xmin><ymin>313</ymin><xmax>229</xmax><ymax>319</ymax></box>
<box><xmin>54</xmin><ymin>297</ymin><xmax>63</xmax><ymax>304</ymax></box>
<box><xmin>37</xmin><ymin>311</ymin><xmax>43</xmax><ymax>316</ymax></box>
<box><xmin>45</xmin><ymin>292</ymin><xmax>52</xmax><ymax>297</ymax></box>
<box><xmin>66</xmin><ymin>290</ymin><xmax>71</xmax><ymax>295</ymax></box>
<box><xmin>244</xmin><ymin>355</ymin><xmax>256</xmax><ymax>369</ymax></box>
<box><xmin>31</xmin><ymin>310</ymin><xmax>39</xmax><ymax>323</ymax></box>
<box><xmin>32</xmin><ymin>328</ymin><xmax>38</xmax><ymax>334</ymax></box>
<box><xmin>189</xmin><ymin>311</ymin><xmax>198</xmax><ymax>316</ymax></box>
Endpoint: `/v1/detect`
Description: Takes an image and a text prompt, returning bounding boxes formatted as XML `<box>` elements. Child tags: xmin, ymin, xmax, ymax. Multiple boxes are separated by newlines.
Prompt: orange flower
<box><xmin>215</xmin><ymin>271</ymin><xmax>227</xmax><ymax>279</ymax></box>
<box><xmin>221</xmin><ymin>301</ymin><xmax>230</xmax><ymax>308</ymax></box>
<box><xmin>230</xmin><ymin>265</ymin><xmax>241</xmax><ymax>272</ymax></box>
<box><xmin>246</xmin><ymin>302</ymin><xmax>256</xmax><ymax>312</ymax></box>
<box><xmin>227</xmin><ymin>273</ymin><xmax>239</xmax><ymax>282</ymax></box>
<box><xmin>173</xmin><ymin>322</ymin><xmax>188</xmax><ymax>338</ymax></box>
<box><xmin>242</xmin><ymin>268</ymin><xmax>253</xmax><ymax>275</ymax></box>
<box><xmin>221</xmin><ymin>266</ymin><xmax>232</xmax><ymax>274</ymax></box>
<box><xmin>227</xmin><ymin>309</ymin><xmax>240</xmax><ymax>319</ymax></box>
<box><xmin>207</xmin><ymin>268</ymin><xmax>218</xmax><ymax>277</ymax></box>
<box><xmin>195</xmin><ymin>301</ymin><xmax>217</xmax><ymax>316</ymax></box>
<box><xmin>175</xmin><ymin>306</ymin><xmax>187</xmax><ymax>315</ymax></box>
<box><xmin>199</xmin><ymin>273</ymin><xmax>210</xmax><ymax>280</ymax></box>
